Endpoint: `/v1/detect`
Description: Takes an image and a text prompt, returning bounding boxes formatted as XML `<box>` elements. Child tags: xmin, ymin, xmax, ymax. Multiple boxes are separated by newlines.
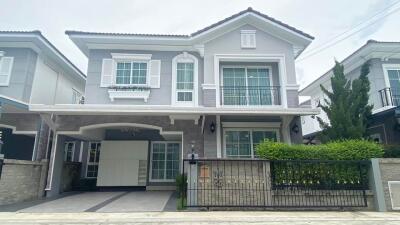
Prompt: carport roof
<box><xmin>29</xmin><ymin>104</ymin><xmax>320</xmax><ymax>116</ymax></box>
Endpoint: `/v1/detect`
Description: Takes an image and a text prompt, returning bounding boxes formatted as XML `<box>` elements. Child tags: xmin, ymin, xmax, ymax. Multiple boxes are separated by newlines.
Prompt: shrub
<box><xmin>256</xmin><ymin>139</ymin><xmax>383</xmax><ymax>160</ymax></box>
<box><xmin>383</xmin><ymin>145</ymin><xmax>400</xmax><ymax>158</ymax></box>
<box><xmin>175</xmin><ymin>174</ymin><xmax>187</xmax><ymax>198</ymax></box>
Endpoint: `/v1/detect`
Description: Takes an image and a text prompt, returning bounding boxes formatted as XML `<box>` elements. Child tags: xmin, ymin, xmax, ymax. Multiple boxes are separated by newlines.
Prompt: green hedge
<box><xmin>256</xmin><ymin>139</ymin><xmax>384</xmax><ymax>160</ymax></box>
<box><xmin>383</xmin><ymin>145</ymin><xmax>400</xmax><ymax>158</ymax></box>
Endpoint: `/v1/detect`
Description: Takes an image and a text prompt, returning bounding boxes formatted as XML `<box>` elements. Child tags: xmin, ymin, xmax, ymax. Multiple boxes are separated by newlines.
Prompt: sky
<box><xmin>0</xmin><ymin>0</ymin><xmax>399</xmax><ymax>89</ymax></box>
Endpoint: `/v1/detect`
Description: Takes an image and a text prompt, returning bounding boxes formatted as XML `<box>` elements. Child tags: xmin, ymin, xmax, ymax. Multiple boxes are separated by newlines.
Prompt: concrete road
<box><xmin>0</xmin><ymin>211</ymin><xmax>399</xmax><ymax>224</ymax></box>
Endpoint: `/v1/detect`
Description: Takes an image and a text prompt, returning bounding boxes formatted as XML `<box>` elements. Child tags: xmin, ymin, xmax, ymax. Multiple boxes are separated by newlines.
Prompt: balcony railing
<box><xmin>379</xmin><ymin>87</ymin><xmax>400</xmax><ymax>107</ymax></box>
<box><xmin>220</xmin><ymin>86</ymin><xmax>281</xmax><ymax>106</ymax></box>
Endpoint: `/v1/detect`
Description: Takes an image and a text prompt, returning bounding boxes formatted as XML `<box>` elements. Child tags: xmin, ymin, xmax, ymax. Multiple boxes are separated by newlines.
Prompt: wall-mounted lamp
<box><xmin>210</xmin><ymin>121</ymin><xmax>216</xmax><ymax>133</ymax></box>
<box><xmin>291</xmin><ymin>124</ymin><xmax>299</xmax><ymax>134</ymax></box>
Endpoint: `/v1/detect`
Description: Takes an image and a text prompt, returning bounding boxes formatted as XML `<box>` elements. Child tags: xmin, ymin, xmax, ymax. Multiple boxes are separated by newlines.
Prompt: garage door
<box><xmin>97</xmin><ymin>141</ymin><xmax>148</xmax><ymax>186</ymax></box>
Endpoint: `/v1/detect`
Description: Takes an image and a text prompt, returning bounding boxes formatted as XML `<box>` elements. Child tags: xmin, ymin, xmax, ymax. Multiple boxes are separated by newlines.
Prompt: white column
<box><xmin>281</xmin><ymin>116</ymin><xmax>292</xmax><ymax>144</ymax></box>
<box><xmin>187</xmin><ymin>153</ymin><xmax>198</xmax><ymax>206</ymax></box>
<box><xmin>216</xmin><ymin>115</ymin><xmax>222</xmax><ymax>158</ymax></box>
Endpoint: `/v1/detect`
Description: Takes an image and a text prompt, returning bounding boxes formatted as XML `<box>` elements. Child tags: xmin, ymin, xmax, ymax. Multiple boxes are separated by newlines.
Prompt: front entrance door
<box><xmin>97</xmin><ymin>141</ymin><xmax>148</xmax><ymax>186</ymax></box>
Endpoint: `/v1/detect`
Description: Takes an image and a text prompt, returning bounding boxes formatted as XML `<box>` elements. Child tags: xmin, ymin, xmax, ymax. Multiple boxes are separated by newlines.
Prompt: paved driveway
<box><xmin>11</xmin><ymin>191</ymin><xmax>175</xmax><ymax>213</ymax></box>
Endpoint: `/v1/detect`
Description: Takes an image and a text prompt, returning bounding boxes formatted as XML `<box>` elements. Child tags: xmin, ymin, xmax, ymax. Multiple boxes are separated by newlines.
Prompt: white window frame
<box><xmin>0</xmin><ymin>56</ymin><xmax>13</xmax><ymax>86</ymax></box>
<box><xmin>171</xmin><ymin>52</ymin><xmax>198</xmax><ymax>106</ymax></box>
<box><xmin>110</xmin><ymin>53</ymin><xmax>152</xmax><ymax>87</ymax></box>
<box><xmin>149</xmin><ymin>141</ymin><xmax>181</xmax><ymax>182</ymax></box>
<box><xmin>382</xmin><ymin>64</ymin><xmax>400</xmax><ymax>88</ymax></box>
<box><xmin>86</xmin><ymin>141</ymin><xmax>101</xmax><ymax>179</ymax></box>
<box><xmin>114</xmin><ymin>60</ymin><xmax>150</xmax><ymax>86</ymax></box>
<box><xmin>223</xmin><ymin>127</ymin><xmax>280</xmax><ymax>158</ymax></box>
<box><xmin>220</xmin><ymin>65</ymin><xmax>274</xmax><ymax>106</ymax></box>
<box><xmin>64</xmin><ymin>142</ymin><xmax>75</xmax><ymax>162</ymax></box>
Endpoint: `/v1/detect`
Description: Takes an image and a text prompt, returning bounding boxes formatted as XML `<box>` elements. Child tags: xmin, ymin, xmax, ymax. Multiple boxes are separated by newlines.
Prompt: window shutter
<box><xmin>0</xmin><ymin>57</ymin><xmax>14</xmax><ymax>85</ymax></box>
<box><xmin>100</xmin><ymin>59</ymin><xmax>113</xmax><ymax>87</ymax></box>
<box><xmin>149</xmin><ymin>60</ymin><xmax>161</xmax><ymax>88</ymax></box>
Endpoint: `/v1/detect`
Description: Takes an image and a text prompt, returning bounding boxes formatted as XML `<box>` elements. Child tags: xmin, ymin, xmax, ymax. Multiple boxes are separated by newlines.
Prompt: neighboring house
<box><xmin>300</xmin><ymin>40</ymin><xmax>400</xmax><ymax>145</ymax></box>
<box><xmin>29</xmin><ymin>8</ymin><xmax>318</xmax><ymax>196</ymax></box>
<box><xmin>0</xmin><ymin>31</ymin><xmax>86</xmax><ymax>161</ymax></box>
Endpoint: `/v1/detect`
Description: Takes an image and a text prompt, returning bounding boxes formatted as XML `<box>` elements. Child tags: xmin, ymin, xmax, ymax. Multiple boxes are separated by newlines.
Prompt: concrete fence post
<box><xmin>369</xmin><ymin>158</ymin><xmax>387</xmax><ymax>212</ymax></box>
<box><xmin>187</xmin><ymin>153</ymin><xmax>198</xmax><ymax>206</ymax></box>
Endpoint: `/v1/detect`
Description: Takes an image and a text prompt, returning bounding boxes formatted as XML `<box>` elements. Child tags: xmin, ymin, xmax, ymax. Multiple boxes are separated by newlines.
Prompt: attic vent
<box><xmin>241</xmin><ymin>30</ymin><xmax>256</xmax><ymax>48</ymax></box>
<box><xmin>388</xmin><ymin>181</ymin><xmax>400</xmax><ymax>210</ymax></box>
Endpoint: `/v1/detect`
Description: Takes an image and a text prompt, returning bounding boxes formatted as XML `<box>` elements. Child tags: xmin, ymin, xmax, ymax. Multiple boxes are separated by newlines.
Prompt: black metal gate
<box><xmin>181</xmin><ymin>159</ymin><xmax>369</xmax><ymax>209</ymax></box>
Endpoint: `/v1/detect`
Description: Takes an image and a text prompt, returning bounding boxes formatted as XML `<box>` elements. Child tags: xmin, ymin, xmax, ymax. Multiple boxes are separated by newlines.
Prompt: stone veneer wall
<box><xmin>60</xmin><ymin>162</ymin><xmax>81</xmax><ymax>193</ymax></box>
<box><xmin>0</xmin><ymin>159</ymin><xmax>48</xmax><ymax>205</ymax></box>
<box><xmin>378</xmin><ymin>158</ymin><xmax>400</xmax><ymax>211</ymax></box>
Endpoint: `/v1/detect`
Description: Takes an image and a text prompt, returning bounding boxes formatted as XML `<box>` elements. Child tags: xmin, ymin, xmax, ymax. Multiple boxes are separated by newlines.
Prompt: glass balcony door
<box><xmin>222</xmin><ymin>67</ymin><xmax>273</xmax><ymax>106</ymax></box>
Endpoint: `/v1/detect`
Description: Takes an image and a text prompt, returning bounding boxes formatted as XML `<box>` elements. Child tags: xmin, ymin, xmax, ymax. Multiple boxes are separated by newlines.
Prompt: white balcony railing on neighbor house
<box><xmin>379</xmin><ymin>87</ymin><xmax>400</xmax><ymax>107</ymax></box>
<box><xmin>220</xmin><ymin>86</ymin><xmax>281</xmax><ymax>106</ymax></box>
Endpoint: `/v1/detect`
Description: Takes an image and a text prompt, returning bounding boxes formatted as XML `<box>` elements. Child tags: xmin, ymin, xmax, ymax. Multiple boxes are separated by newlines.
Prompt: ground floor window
<box><xmin>224</xmin><ymin>128</ymin><xmax>278</xmax><ymax>158</ymax></box>
<box><xmin>64</xmin><ymin>142</ymin><xmax>75</xmax><ymax>162</ymax></box>
<box><xmin>86</xmin><ymin>142</ymin><xmax>101</xmax><ymax>178</ymax></box>
<box><xmin>150</xmin><ymin>142</ymin><xmax>180</xmax><ymax>182</ymax></box>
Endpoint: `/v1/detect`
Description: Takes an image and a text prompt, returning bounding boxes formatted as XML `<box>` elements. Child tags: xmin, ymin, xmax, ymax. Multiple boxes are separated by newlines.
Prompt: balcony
<box><xmin>379</xmin><ymin>87</ymin><xmax>400</xmax><ymax>107</ymax></box>
<box><xmin>220</xmin><ymin>86</ymin><xmax>281</xmax><ymax>106</ymax></box>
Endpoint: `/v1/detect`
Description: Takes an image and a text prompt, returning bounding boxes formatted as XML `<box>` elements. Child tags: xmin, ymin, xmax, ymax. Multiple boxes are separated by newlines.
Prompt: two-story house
<box><xmin>0</xmin><ymin>31</ymin><xmax>86</xmax><ymax>162</ymax></box>
<box><xmin>29</xmin><ymin>8</ymin><xmax>318</xmax><ymax>196</ymax></box>
<box><xmin>300</xmin><ymin>40</ymin><xmax>400</xmax><ymax>145</ymax></box>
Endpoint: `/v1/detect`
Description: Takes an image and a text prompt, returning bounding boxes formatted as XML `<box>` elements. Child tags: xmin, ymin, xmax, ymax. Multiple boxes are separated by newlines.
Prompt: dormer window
<box><xmin>241</xmin><ymin>30</ymin><xmax>256</xmax><ymax>48</ymax></box>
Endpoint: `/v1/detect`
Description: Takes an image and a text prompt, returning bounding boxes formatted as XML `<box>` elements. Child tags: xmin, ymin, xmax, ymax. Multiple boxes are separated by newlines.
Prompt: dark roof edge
<box><xmin>66</xmin><ymin>7</ymin><xmax>314</xmax><ymax>40</ymax></box>
<box><xmin>0</xmin><ymin>30</ymin><xmax>86</xmax><ymax>79</ymax></box>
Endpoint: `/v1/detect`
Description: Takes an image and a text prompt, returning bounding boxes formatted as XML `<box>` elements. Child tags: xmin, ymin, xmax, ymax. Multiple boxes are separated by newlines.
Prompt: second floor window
<box><xmin>222</xmin><ymin>67</ymin><xmax>274</xmax><ymax>106</ymax></box>
<box><xmin>116</xmin><ymin>62</ymin><xmax>147</xmax><ymax>85</ymax></box>
<box><xmin>176</xmin><ymin>63</ymin><xmax>194</xmax><ymax>102</ymax></box>
<box><xmin>388</xmin><ymin>69</ymin><xmax>400</xmax><ymax>106</ymax></box>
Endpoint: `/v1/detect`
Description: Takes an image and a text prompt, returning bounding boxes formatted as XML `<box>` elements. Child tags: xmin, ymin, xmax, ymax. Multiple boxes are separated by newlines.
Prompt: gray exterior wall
<box><xmin>85</xmin><ymin>49</ymin><xmax>204</xmax><ymax>105</ymax></box>
<box><xmin>0</xmin><ymin>48</ymin><xmax>37</xmax><ymax>103</ymax></box>
<box><xmin>203</xmin><ymin>24</ymin><xmax>298</xmax><ymax>105</ymax></box>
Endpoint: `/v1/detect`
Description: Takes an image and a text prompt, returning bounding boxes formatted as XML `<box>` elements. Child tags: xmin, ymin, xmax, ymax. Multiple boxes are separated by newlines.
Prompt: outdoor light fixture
<box><xmin>189</xmin><ymin>141</ymin><xmax>196</xmax><ymax>164</ymax></box>
<box><xmin>291</xmin><ymin>124</ymin><xmax>299</xmax><ymax>134</ymax></box>
<box><xmin>210</xmin><ymin>121</ymin><xmax>216</xmax><ymax>133</ymax></box>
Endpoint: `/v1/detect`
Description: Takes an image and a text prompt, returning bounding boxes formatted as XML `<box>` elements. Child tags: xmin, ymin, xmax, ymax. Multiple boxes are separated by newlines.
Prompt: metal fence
<box><xmin>181</xmin><ymin>159</ymin><xmax>370</xmax><ymax>209</ymax></box>
<box><xmin>220</xmin><ymin>86</ymin><xmax>281</xmax><ymax>106</ymax></box>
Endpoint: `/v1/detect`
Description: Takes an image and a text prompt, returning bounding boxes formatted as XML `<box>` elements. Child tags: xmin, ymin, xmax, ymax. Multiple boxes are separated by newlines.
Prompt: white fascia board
<box><xmin>29</xmin><ymin>104</ymin><xmax>320</xmax><ymax>116</ymax></box>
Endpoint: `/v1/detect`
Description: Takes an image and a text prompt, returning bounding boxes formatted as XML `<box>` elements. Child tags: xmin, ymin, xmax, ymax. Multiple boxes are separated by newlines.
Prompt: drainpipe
<box><xmin>0</xmin><ymin>139</ymin><xmax>4</xmax><ymax>179</ymax></box>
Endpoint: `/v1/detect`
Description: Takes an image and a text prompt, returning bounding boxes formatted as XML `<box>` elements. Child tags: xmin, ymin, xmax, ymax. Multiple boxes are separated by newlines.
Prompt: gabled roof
<box><xmin>0</xmin><ymin>30</ymin><xmax>86</xmax><ymax>81</ymax></box>
<box><xmin>190</xmin><ymin>7</ymin><xmax>313</xmax><ymax>39</ymax></box>
<box><xmin>300</xmin><ymin>40</ymin><xmax>400</xmax><ymax>96</ymax></box>
<box><xmin>66</xmin><ymin>7</ymin><xmax>314</xmax><ymax>57</ymax></box>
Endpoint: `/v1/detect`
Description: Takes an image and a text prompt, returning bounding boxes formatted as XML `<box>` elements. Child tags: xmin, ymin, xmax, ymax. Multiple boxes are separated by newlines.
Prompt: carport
<box><xmin>13</xmin><ymin>191</ymin><xmax>176</xmax><ymax>212</ymax></box>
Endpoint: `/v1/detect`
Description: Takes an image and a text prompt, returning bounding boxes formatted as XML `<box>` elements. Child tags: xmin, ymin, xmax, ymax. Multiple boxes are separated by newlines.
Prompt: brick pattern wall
<box><xmin>0</xmin><ymin>159</ymin><xmax>47</xmax><ymax>205</ymax></box>
<box><xmin>379</xmin><ymin>158</ymin><xmax>400</xmax><ymax>211</ymax></box>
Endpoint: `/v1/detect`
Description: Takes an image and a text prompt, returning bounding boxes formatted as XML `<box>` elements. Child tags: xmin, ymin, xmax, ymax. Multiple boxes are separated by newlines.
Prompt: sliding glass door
<box><xmin>222</xmin><ymin>67</ymin><xmax>273</xmax><ymax>106</ymax></box>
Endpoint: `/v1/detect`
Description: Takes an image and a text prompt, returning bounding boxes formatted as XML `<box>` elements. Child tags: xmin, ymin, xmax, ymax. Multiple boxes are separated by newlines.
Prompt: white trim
<box><xmin>29</xmin><ymin>104</ymin><xmax>320</xmax><ymax>116</ymax></box>
<box><xmin>111</xmin><ymin>53</ymin><xmax>152</xmax><ymax>60</ymax></box>
<box><xmin>216</xmin><ymin>115</ymin><xmax>222</xmax><ymax>158</ymax></box>
<box><xmin>86</xmin><ymin>141</ymin><xmax>101</xmax><ymax>178</ymax></box>
<box><xmin>45</xmin><ymin>132</ymin><xmax>58</xmax><ymax>191</ymax></box>
<box><xmin>108</xmin><ymin>89</ymin><xmax>151</xmax><ymax>102</ymax></box>
<box><xmin>222</xmin><ymin>122</ymin><xmax>281</xmax><ymax>128</ymax></box>
<box><xmin>0</xmin><ymin>123</ymin><xmax>37</xmax><ymax>135</ymax></box>
<box><xmin>286</xmin><ymin>84</ymin><xmax>300</xmax><ymax>90</ymax></box>
<box><xmin>0</xmin><ymin>57</ymin><xmax>14</xmax><ymax>86</ymax></box>
<box><xmin>201</xmin><ymin>83</ymin><xmax>217</xmax><ymax>90</ymax></box>
<box><xmin>149</xmin><ymin>141</ymin><xmax>181</xmax><ymax>183</ymax></box>
<box><xmin>388</xmin><ymin>181</ymin><xmax>400</xmax><ymax>210</ymax></box>
<box><xmin>79</xmin><ymin>141</ymin><xmax>84</xmax><ymax>162</ymax></box>
<box><xmin>222</xmin><ymin>127</ymin><xmax>280</xmax><ymax>158</ymax></box>
<box><xmin>169</xmin><ymin>115</ymin><xmax>200</xmax><ymax>125</ymax></box>
<box><xmin>213</xmin><ymin>54</ymin><xmax>288</xmax><ymax>108</ymax></box>
<box><xmin>171</xmin><ymin>52</ymin><xmax>199</xmax><ymax>107</ymax></box>
<box><xmin>382</xmin><ymin>64</ymin><xmax>400</xmax><ymax>88</ymax></box>
<box><xmin>63</xmin><ymin>141</ymin><xmax>75</xmax><ymax>162</ymax></box>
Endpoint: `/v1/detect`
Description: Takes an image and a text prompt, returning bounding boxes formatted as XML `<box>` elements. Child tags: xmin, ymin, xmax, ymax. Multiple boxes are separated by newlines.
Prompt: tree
<box><xmin>317</xmin><ymin>61</ymin><xmax>373</xmax><ymax>142</ymax></box>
